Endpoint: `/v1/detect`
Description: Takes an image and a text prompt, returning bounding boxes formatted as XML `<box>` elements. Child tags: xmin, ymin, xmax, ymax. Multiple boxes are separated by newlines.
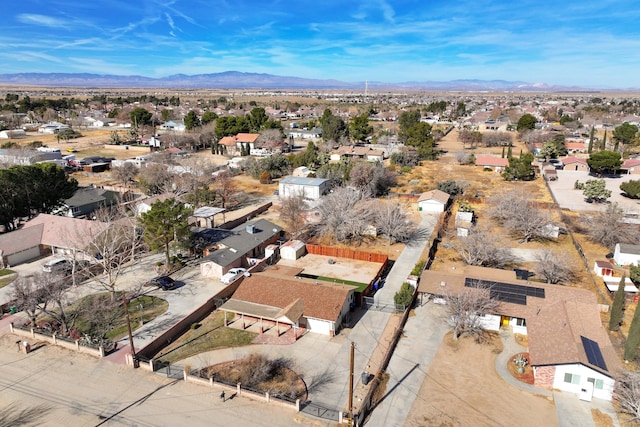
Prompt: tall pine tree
<box><xmin>588</xmin><ymin>127</ymin><xmax>595</xmax><ymax>153</ymax></box>
<box><xmin>609</xmin><ymin>275</ymin><xmax>626</xmax><ymax>331</ymax></box>
<box><xmin>624</xmin><ymin>296</ymin><xmax>640</xmax><ymax>361</ymax></box>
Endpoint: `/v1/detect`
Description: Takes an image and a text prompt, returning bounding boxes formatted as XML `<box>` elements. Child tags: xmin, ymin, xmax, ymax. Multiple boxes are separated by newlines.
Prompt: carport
<box><xmin>219</xmin><ymin>298</ymin><xmax>303</xmax><ymax>338</ymax></box>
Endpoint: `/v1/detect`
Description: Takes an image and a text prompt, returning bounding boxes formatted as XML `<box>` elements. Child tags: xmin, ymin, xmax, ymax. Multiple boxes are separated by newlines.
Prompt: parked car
<box><xmin>42</xmin><ymin>258</ymin><xmax>71</xmax><ymax>274</ymax></box>
<box><xmin>147</xmin><ymin>276</ymin><xmax>176</xmax><ymax>290</ymax></box>
<box><xmin>220</xmin><ymin>268</ymin><xmax>248</xmax><ymax>284</ymax></box>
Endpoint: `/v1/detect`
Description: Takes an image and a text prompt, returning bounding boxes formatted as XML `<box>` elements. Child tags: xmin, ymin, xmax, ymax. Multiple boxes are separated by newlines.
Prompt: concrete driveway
<box><xmin>549</xmin><ymin>170</ymin><xmax>640</xmax><ymax>213</ymax></box>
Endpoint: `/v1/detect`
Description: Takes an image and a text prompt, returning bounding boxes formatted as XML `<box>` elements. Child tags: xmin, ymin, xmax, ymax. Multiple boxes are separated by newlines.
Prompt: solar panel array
<box><xmin>581</xmin><ymin>336</ymin><xmax>608</xmax><ymax>371</ymax></box>
<box><xmin>464</xmin><ymin>278</ymin><xmax>546</xmax><ymax>306</ymax></box>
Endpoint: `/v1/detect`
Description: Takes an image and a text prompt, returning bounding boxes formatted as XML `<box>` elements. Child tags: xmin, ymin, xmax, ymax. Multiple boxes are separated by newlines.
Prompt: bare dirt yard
<box><xmin>404</xmin><ymin>333</ymin><xmax>557</xmax><ymax>427</ymax></box>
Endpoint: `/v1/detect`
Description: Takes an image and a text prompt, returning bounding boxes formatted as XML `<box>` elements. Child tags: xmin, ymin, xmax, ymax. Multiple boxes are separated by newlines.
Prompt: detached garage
<box><xmin>418</xmin><ymin>189</ymin><xmax>450</xmax><ymax>213</ymax></box>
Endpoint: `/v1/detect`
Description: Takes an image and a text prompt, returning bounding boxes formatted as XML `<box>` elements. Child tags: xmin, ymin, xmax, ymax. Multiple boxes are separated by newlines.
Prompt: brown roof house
<box><xmin>219</xmin><ymin>271</ymin><xmax>355</xmax><ymax>337</ymax></box>
<box><xmin>622</xmin><ymin>158</ymin><xmax>640</xmax><ymax>175</ymax></box>
<box><xmin>417</xmin><ymin>189</ymin><xmax>450</xmax><ymax>213</ymax></box>
<box><xmin>418</xmin><ymin>266</ymin><xmax>620</xmax><ymax>401</ymax></box>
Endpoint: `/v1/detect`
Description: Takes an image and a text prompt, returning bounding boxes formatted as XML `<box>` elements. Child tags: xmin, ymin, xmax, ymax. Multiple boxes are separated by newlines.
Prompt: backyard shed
<box><xmin>280</xmin><ymin>240</ymin><xmax>306</xmax><ymax>260</ymax></box>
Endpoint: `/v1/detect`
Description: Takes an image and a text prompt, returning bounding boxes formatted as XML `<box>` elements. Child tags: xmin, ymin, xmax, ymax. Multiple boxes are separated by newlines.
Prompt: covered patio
<box><xmin>219</xmin><ymin>298</ymin><xmax>304</xmax><ymax>340</ymax></box>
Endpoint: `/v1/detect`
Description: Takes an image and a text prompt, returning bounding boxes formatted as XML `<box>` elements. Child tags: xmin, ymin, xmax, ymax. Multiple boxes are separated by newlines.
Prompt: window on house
<box><xmin>515</xmin><ymin>318</ymin><xmax>526</xmax><ymax>327</ymax></box>
<box><xmin>564</xmin><ymin>373</ymin><xmax>580</xmax><ymax>384</ymax></box>
<box><xmin>588</xmin><ymin>378</ymin><xmax>604</xmax><ymax>390</ymax></box>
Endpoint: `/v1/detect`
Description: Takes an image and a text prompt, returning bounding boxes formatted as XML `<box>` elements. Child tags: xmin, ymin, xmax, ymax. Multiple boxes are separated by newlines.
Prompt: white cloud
<box><xmin>17</xmin><ymin>14</ymin><xmax>69</xmax><ymax>29</ymax></box>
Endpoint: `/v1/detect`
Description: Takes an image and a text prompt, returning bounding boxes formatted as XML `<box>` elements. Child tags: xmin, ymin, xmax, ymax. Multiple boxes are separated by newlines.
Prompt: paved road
<box><xmin>0</xmin><ymin>335</ymin><xmax>312</xmax><ymax>427</ymax></box>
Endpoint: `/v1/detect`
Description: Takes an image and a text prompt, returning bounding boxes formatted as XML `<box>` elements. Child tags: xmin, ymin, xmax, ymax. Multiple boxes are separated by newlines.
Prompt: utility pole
<box><xmin>348</xmin><ymin>341</ymin><xmax>354</xmax><ymax>426</ymax></box>
<box><xmin>122</xmin><ymin>292</ymin><xmax>138</xmax><ymax>368</ymax></box>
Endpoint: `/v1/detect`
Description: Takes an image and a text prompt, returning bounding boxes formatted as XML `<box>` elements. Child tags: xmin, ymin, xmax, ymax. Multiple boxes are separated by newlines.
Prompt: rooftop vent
<box><xmin>246</xmin><ymin>224</ymin><xmax>255</xmax><ymax>234</ymax></box>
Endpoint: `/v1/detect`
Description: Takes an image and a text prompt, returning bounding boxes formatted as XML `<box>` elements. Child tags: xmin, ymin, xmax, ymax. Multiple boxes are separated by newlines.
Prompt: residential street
<box><xmin>0</xmin><ymin>335</ymin><xmax>311</xmax><ymax>427</ymax></box>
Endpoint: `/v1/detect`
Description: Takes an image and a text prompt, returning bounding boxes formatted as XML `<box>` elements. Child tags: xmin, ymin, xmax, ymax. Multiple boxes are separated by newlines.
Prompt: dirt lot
<box><xmin>404</xmin><ymin>333</ymin><xmax>557</xmax><ymax>427</ymax></box>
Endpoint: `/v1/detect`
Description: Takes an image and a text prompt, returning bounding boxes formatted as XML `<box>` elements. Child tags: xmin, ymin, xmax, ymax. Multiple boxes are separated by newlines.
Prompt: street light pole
<box><xmin>122</xmin><ymin>292</ymin><xmax>138</xmax><ymax>368</ymax></box>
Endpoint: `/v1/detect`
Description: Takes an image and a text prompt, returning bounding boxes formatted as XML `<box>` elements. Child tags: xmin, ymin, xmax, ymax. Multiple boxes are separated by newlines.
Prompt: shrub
<box><xmin>259</xmin><ymin>170</ymin><xmax>272</xmax><ymax>184</ymax></box>
<box><xmin>436</xmin><ymin>179</ymin><xmax>464</xmax><ymax>196</ymax></box>
<box><xmin>411</xmin><ymin>260</ymin><xmax>426</xmax><ymax>276</ymax></box>
<box><xmin>394</xmin><ymin>282</ymin><xmax>415</xmax><ymax>308</ymax></box>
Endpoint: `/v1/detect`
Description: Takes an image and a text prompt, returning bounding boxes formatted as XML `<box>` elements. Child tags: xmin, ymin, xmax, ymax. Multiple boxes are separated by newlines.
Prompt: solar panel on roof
<box><xmin>465</xmin><ymin>278</ymin><xmax>545</xmax><ymax>306</ymax></box>
<box><xmin>581</xmin><ymin>336</ymin><xmax>608</xmax><ymax>371</ymax></box>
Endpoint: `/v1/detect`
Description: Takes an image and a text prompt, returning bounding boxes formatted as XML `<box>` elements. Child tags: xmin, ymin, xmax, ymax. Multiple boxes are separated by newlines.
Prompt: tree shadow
<box><xmin>0</xmin><ymin>402</ymin><xmax>54</xmax><ymax>426</ymax></box>
<box><xmin>405</xmin><ymin>227</ymin><xmax>433</xmax><ymax>247</ymax></box>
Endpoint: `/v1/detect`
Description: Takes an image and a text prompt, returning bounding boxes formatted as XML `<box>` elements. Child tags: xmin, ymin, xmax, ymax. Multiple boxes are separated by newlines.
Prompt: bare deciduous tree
<box><xmin>489</xmin><ymin>190</ymin><xmax>555</xmax><ymax>243</ymax></box>
<box><xmin>111</xmin><ymin>162</ymin><xmax>139</xmax><ymax>188</ymax></box>
<box><xmin>581</xmin><ymin>202</ymin><xmax>635</xmax><ymax>250</ymax></box>
<box><xmin>445</xmin><ymin>286</ymin><xmax>500</xmax><ymax>342</ymax></box>
<box><xmin>450</xmin><ymin>226</ymin><xmax>513</xmax><ymax>268</ymax></box>
<box><xmin>533</xmin><ymin>249</ymin><xmax>575</xmax><ymax>284</ymax></box>
<box><xmin>316</xmin><ymin>187</ymin><xmax>373</xmax><ymax>244</ymax></box>
<box><xmin>614</xmin><ymin>370</ymin><xmax>640</xmax><ymax>422</ymax></box>
<box><xmin>138</xmin><ymin>163</ymin><xmax>175</xmax><ymax>195</ymax></box>
<box><xmin>11</xmin><ymin>274</ymin><xmax>49</xmax><ymax>327</ymax></box>
<box><xmin>84</xmin><ymin>207</ymin><xmax>144</xmax><ymax>299</ymax></box>
<box><xmin>279</xmin><ymin>194</ymin><xmax>308</xmax><ymax>239</ymax></box>
<box><xmin>212</xmin><ymin>173</ymin><xmax>237</xmax><ymax>209</ymax></box>
<box><xmin>79</xmin><ymin>293</ymin><xmax>123</xmax><ymax>345</ymax></box>
<box><xmin>373</xmin><ymin>200</ymin><xmax>416</xmax><ymax>245</ymax></box>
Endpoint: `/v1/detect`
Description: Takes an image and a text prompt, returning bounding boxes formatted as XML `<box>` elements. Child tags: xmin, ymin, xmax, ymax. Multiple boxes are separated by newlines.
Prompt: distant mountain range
<box><xmin>0</xmin><ymin>71</ymin><xmax>599</xmax><ymax>91</ymax></box>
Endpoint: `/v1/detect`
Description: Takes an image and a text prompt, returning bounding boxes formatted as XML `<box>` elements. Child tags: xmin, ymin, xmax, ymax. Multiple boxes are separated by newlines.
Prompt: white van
<box><xmin>43</xmin><ymin>258</ymin><xmax>70</xmax><ymax>273</ymax></box>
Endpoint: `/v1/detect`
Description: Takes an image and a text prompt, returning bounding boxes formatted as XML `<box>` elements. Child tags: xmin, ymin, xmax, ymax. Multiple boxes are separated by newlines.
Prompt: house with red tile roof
<box><xmin>219</xmin><ymin>271</ymin><xmax>355</xmax><ymax>337</ymax></box>
<box><xmin>622</xmin><ymin>158</ymin><xmax>640</xmax><ymax>175</ymax></box>
<box><xmin>474</xmin><ymin>155</ymin><xmax>509</xmax><ymax>172</ymax></box>
<box><xmin>418</xmin><ymin>266</ymin><xmax>619</xmax><ymax>401</ymax></box>
<box><xmin>562</xmin><ymin>156</ymin><xmax>589</xmax><ymax>172</ymax></box>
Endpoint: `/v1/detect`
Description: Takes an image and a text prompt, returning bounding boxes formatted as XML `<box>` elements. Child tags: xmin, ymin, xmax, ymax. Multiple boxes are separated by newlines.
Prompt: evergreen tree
<box><xmin>601</xmin><ymin>130</ymin><xmax>607</xmax><ymax>151</ymax></box>
<box><xmin>609</xmin><ymin>275</ymin><xmax>626</xmax><ymax>331</ymax></box>
<box><xmin>625</xmin><ymin>298</ymin><xmax>640</xmax><ymax>361</ymax></box>
<box><xmin>501</xmin><ymin>146</ymin><xmax>505</xmax><ymax>158</ymax></box>
<box><xmin>506</xmin><ymin>146</ymin><xmax>513</xmax><ymax>159</ymax></box>
<box><xmin>588</xmin><ymin>127</ymin><xmax>594</xmax><ymax>153</ymax></box>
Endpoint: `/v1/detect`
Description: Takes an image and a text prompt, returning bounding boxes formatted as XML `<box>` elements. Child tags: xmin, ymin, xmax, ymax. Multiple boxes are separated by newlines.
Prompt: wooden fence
<box><xmin>305</xmin><ymin>244</ymin><xmax>388</xmax><ymax>264</ymax></box>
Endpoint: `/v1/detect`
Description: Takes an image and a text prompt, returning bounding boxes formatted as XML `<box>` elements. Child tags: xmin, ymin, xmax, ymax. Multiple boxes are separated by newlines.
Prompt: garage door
<box><xmin>7</xmin><ymin>246</ymin><xmax>41</xmax><ymax>266</ymax></box>
<box><xmin>306</xmin><ymin>317</ymin><xmax>333</xmax><ymax>336</ymax></box>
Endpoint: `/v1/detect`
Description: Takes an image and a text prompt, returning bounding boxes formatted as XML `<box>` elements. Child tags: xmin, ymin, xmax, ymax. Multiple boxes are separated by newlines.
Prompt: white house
<box><xmin>419</xmin><ymin>266</ymin><xmax>619</xmax><ymax>401</ymax></box>
<box><xmin>417</xmin><ymin>189</ymin><xmax>450</xmax><ymax>213</ymax></box>
<box><xmin>613</xmin><ymin>243</ymin><xmax>640</xmax><ymax>266</ymax></box>
<box><xmin>278</xmin><ymin>176</ymin><xmax>330</xmax><ymax>200</ymax></box>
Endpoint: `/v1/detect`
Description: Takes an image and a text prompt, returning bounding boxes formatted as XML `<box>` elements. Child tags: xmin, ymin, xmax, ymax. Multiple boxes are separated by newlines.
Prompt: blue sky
<box><xmin>2</xmin><ymin>0</ymin><xmax>640</xmax><ymax>88</ymax></box>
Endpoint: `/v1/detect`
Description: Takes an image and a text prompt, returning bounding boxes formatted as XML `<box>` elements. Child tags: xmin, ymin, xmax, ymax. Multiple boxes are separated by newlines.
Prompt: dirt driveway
<box><xmin>404</xmin><ymin>333</ymin><xmax>558</xmax><ymax>427</ymax></box>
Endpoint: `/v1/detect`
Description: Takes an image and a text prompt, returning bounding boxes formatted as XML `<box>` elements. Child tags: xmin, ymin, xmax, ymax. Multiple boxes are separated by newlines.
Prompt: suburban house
<box><xmin>219</xmin><ymin>270</ymin><xmax>355</xmax><ymax>336</ymax></box>
<box><xmin>0</xmin><ymin>129</ymin><xmax>26</xmax><ymax>139</ymax></box>
<box><xmin>565</xmin><ymin>142</ymin><xmax>587</xmax><ymax>154</ymax></box>
<box><xmin>329</xmin><ymin>146</ymin><xmax>385</xmax><ymax>162</ymax></box>
<box><xmin>474</xmin><ymin>155</ymin><xmax>509</xmax><ymax>172</ymax></box>
<box><xmin>0</xmin><ymin>214</ymin><xmax>108</xmax><ymax>267</ymax></box>
<box><xmin>621</xmin><ymin>159</ymin><xmax>640</xmax><ymax>175</ymax></box>
<box><xmin>217</xmin><ymin>133</ymin><xmax>261</xmax><ymax>156</ymax></box>
<box><xmin>57</xmin><ymin>186</ymin><xmax>122</xmax><ymax>218</ymax></box>
<box><xmin>199</xmin><ymin>219</ymin><xmax>283</xmax><ymax>280</ymax></box>
<box><xmin>417</xmin><ymin>189</ymin><xmax>450</xmax><ymax>213</ymax></box>
<box><xmin>159</xmin><ymin>121</ymin><xmax>186</xmax><ymax>132</ymax></box>
<box><xmin>278</xmin><ymin>176</ymin><xmax>330</xmax><ymax>200</ymax></box>
<box><xmin>478</xmin><ymin>120</ymin><xmax>509</xmax><ymax>132</ymax></box>
<box><xmin>613</xmin><ymin>243</ymin><xmax>640</xmax><ymax>266</ymax></box>
<box><xmin>418</xmin><ymin>266</ymin><xmax>619</xmax><ymax>401</ymax></box>
<box><xmin>562</xmin><ymin>157</ymin><xmax>590</xmax><ymax>172</ymax></box>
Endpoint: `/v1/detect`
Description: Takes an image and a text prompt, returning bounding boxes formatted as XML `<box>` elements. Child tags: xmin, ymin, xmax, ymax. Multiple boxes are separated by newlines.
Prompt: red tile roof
<box><xmin>562</xmin><ymin>156</ymin><xmax>588</xmax><ymax>165</ymax></box>
<box><xmin>475</xmin><ymin>155</ymin><xmax>509</xmax><ymax>167</ymax></box>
